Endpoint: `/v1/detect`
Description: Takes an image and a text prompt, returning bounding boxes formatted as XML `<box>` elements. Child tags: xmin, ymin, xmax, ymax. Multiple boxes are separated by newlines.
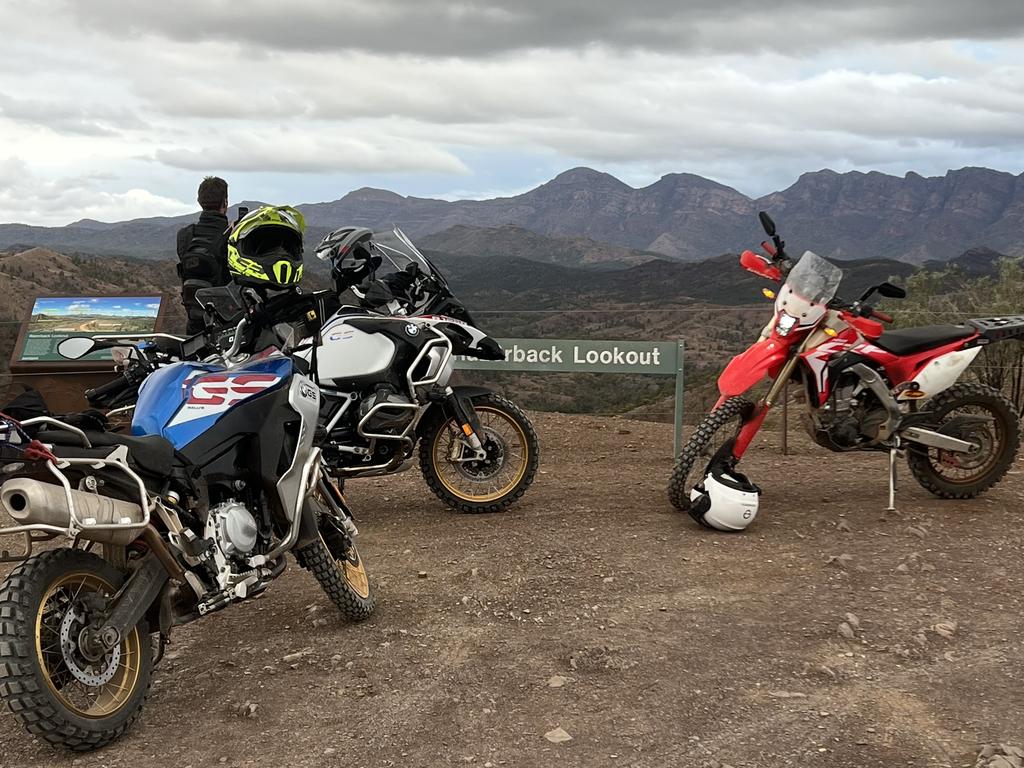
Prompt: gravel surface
<box><xmin>1</xmin><ymin>412</ymin><xmax>1022</xmax><ymax>767</ymax></box>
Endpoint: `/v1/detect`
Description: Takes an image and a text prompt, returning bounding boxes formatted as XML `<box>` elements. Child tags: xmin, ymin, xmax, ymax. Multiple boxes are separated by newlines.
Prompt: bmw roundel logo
<box><xmin>405</xmin><ymin>323</ymin><xmax>420</xmax><ymax>336</ymax></box>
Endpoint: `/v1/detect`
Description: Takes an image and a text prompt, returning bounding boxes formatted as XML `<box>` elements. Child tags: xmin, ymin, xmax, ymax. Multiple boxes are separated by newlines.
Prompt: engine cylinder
<box><xmin>212</xmin><ymin>501</ymin><xmax>258</xmax><ymax>557</ymax></box>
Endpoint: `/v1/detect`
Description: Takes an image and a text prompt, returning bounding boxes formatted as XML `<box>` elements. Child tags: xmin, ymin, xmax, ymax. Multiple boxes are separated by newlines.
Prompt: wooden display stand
<box><xmin>6</xmin><ymin>294</ymin><xmax>168</xmax><ymax>414</ymax></box>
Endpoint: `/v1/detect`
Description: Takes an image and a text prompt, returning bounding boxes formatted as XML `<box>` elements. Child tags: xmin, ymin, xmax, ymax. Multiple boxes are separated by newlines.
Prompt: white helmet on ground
<box><xmin>689</xmin><ymin>466</ymin><xmax>761</xmax><ymax>532</ymax></box>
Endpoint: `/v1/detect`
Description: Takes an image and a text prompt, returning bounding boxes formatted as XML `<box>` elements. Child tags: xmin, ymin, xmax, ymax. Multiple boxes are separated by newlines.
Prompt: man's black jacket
<box><xmin>176</xmin><ymin>210</ymin><xmax>230</xmax><ymax>287</ymax></box>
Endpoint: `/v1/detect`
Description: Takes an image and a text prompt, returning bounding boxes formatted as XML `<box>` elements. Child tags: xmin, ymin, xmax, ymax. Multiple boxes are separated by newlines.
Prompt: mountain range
<box><xmin>2</xmin><ymin>167</ymin><xmax>1023</xmax><ymax>265</ymax></box>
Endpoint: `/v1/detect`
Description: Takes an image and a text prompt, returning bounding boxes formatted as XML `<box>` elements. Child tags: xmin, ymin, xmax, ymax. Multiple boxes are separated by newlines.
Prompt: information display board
<box><xmin>13</xmin><ymin>295</ymin><xmax>164</xmax><ymax>363</ymax></box>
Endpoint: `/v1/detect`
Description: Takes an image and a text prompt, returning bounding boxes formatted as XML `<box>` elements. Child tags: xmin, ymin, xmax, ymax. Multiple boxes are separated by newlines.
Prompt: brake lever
<box><xmin>203</xmin><ymin>302</ymin><xmax>231</xmax><ymax>325</ymax></box>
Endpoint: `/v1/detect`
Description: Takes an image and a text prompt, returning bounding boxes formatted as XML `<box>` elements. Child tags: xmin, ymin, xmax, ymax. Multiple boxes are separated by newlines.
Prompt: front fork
<box><xmin>730</xmin><ymin>353</ymin><xmax>802</xmax><ymax>460</ymax></box>
<box><xmin>445</xmin><ymin>390</ymin><xmax>487</xmax><ymax>462</ymax></box>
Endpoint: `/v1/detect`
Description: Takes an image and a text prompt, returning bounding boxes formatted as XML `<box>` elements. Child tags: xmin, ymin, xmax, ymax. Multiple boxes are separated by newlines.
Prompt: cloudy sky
<box><xmin>2</xmin><ymin>0</ymin><xmax>1023</xmax><ymax>225</ymax></box>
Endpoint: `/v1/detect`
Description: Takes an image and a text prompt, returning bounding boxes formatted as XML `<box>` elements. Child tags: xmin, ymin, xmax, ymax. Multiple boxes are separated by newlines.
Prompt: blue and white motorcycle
<box><xmin>0</xmin><ymin>311</ymin><xmax>372</xmax><ymax>751</ymax></box>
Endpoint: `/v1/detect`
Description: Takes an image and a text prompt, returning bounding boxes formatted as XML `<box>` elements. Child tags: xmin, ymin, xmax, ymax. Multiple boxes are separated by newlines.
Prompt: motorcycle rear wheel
<box><xmin>906</xmin><ymin>382</ymin><xmax>1020</xmax><ymax>499</ymax></box>
<box><xmin>419</xmin><ymin>393</ymin><xmax>539</xmax><ymax>513</ymax></box>
<box><xmin>0</xmin><ymin>548</ymin><xmax>152</xmax><ymax>751</ymax></box>
<box><xmin>668</xmin><ymin>397</ymin><xmax>752</xmax><ymax>511</ymax></box>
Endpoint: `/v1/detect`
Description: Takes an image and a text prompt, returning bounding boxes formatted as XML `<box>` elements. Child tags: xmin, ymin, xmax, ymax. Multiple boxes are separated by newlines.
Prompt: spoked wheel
<box><xmin>906</xmin><ymin>382</ymin><xmax>1021</xmax><ymax>499</ymax></box>
<box><xmin>294</xmin><ymin>495</ymin><xmax>375</xmax><ymax>621</ymax></box>
<box><xmin>668</xmin><ymin>396</ymin><xmax>752</xmax><ymax>511</ymax></box>
<box><xmin>419</xmin><ymin>393</ymin><xmax>539</xmax><ymax>513</ymax></box>
<box><xmin>0</xmin><ymin>548</ymin><xmax>152</xmax><ymax>751</ymax></box>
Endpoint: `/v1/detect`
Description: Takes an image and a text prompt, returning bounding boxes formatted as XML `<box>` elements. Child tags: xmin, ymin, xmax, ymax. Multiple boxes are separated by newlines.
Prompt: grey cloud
<box><xmin>65</xmin><ymin>1</ymin><xmax>1024</xmax><ymax>57</ymax></box>
<box><xmin>119</xmin><ymin>34</ymin><xmax>1024</xmax><ymax>185</ymax></box>
<box><xmin>154</xmin><ymin>133</ymin><xmax>469</xmax><ymax>175</ymax></box>
<box><xmin>0</xmin><ymin>92</ymin><xmax>144</xmax><ymax>137</ymax></box>
<box><xmin>0</xmin><ymin>157</ymin><xmax>192</xmax><ymax>226</ymax></box>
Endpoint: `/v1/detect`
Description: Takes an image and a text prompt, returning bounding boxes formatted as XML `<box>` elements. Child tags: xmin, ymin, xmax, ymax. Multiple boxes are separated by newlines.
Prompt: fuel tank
<box><xmin>316</xmin><ymin>318</ymin><xmax>397</xmax><ymax>384</ymax></box>
<box><xmin>131</xmin><ymin>356</ymin><xmax>292</xmax><ymax>449</ymax></box>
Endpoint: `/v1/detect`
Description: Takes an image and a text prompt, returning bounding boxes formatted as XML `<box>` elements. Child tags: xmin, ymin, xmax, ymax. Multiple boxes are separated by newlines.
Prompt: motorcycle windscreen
<box><xmin>132</xmin><ymin>357</ymin><xmax>292</xmax><ymax>449</ymax></box>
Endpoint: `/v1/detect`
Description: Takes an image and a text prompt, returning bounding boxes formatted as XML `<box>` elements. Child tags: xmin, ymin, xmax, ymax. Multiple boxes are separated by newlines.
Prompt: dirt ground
<box><xmin>1</xmin><ymin>411</ymin><xmax>1022</xmax><ymax>768</ymax></box>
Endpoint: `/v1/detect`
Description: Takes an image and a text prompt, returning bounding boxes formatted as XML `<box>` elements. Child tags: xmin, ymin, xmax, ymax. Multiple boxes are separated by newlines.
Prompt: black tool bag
<box><xmin>1</xmin><ymin>384</ymin><xmax>51</xmax><ymax>422</ymax></box>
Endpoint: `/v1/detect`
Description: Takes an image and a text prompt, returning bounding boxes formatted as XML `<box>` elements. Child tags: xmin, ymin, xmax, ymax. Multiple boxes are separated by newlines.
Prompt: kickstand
<box><xmin>886</xmin><ymin>447</ymin><xmax>899</xmax><ymax>513</ymax></box>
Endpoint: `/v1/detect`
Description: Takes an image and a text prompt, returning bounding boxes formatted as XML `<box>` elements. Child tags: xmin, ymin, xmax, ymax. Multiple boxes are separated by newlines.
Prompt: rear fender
<box><xmin>718</xmin><ymin>338</ymin><xmax>790</xmax><ymax>398</ymax></box>
<box><xmin>898</xmin><ymin>347</ymin><xmax>981</xmax><ymax>402</ymax></box>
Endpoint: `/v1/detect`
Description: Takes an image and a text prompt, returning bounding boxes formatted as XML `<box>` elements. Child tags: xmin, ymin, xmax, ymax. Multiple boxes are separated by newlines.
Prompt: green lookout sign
<box><xmin>454</xmin><ymin>338</ymin><xmax>686</xmax><ymax>455</ymax></box>
<box><xmin>454</xmin><ymin>338</ymin><xmax>679</xmax><ymax>375</ymax></box>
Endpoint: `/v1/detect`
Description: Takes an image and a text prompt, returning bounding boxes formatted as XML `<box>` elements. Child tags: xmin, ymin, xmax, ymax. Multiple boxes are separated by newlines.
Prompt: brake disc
<box><xmin>59</xmin><ymin>607</ymin><xmax>121</xmax><ymax>687</ymax></box>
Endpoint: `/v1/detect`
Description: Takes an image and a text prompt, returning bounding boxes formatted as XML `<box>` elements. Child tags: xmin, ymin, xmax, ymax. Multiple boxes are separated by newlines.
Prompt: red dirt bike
<box><xmin>669</xmin><ymin>212</ymin><xmax>1024</xmax><ymax>514</ymax></box>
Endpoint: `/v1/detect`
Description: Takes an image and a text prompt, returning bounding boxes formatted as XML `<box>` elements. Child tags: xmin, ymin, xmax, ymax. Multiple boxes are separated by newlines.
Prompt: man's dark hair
<box><xmin>197</xmin><ymin>176</ymin><xmax>228</xmax><ymax>211</ymax></box>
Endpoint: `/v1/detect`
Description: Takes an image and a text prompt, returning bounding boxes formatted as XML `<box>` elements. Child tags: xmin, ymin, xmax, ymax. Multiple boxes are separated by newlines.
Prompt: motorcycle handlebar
<box><xmin>85</xmin><ymin>373</ymin><xmax>135</xmax><ymax>407</ymax></box>
<box><xmin>828</xmin><ymin>297</ymin><xmax>894</xmax><ymax>324</ymax></box>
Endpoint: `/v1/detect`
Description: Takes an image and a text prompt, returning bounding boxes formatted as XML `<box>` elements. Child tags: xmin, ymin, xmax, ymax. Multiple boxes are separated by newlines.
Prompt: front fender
<box><xmin>718</xmin><ymin>338</ymin><xmax>790</xmax><ymax>397</ymax></box>
<box><xmin>294</xmin><ymin>497</ymin><xmax>322</xmax><ymax>550</ymax></box>
<box><xmin>417</xmin><ymin>385</ymin><xmax>494</xmax><ymax>434</ymax></box>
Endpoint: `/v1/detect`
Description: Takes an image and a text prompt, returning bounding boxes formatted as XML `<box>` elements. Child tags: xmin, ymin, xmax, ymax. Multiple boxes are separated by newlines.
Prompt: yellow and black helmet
<box><xmin>227</xmin><ymin>205</ymin><xmax>306</xmax><ymax>289</ymax></box>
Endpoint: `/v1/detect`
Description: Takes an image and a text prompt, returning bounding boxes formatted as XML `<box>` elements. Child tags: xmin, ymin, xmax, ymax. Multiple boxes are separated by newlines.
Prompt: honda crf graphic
<box><xmin>669</xmin><ymin>212</ymin><xmax>1024</xmax><ymax>521</ymax></box>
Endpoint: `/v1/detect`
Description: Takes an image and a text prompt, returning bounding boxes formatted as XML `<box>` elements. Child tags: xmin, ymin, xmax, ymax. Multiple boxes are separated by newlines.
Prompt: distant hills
<box><xmin>2</xmin><ymin>167</ymin><xmax>1024</xmax><ymax>264</ymax></box>
<box><xmin>419</xmin><ymin>224</ymin><xmax>660</xmax><ymax>270</ymax></box>
<box><xmin>427</xmin><ymin>250</ymin><xmax>922</xmax><ymax>311</ymax></box>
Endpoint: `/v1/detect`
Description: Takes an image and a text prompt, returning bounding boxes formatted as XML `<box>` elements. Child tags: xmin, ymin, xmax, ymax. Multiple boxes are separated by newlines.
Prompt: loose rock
<box><xmin>825</xmin><ymin>553</ymin><xmax>854</xmax><ymax>568</ymax></box>
<box><xmin>544</xmin><ymin>727</ymin><xmax>573</xmax><ymax>744</ymax></box>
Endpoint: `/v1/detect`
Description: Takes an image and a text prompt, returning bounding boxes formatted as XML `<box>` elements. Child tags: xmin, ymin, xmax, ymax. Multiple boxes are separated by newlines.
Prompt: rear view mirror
<box><xmin>56</xmin><ymin>336</ymin><xmax>98</xmax><ymax>360</ymax></box>
<box><xmin>877</xmin><ymin>282</ymin><xmax>907</xmax><ymax>299</ymax></box>
<box><xmin>758</xmin><ymin>211</ymin><xmax>776</xmax><ymax>237</ymax></box>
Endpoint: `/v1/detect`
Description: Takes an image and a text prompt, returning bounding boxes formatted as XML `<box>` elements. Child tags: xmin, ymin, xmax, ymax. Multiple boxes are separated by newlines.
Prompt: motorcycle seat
<box><xmin>38</xmin><ymin>429</ymin><xmax>176</xmax><ymax>477</ymax></box>
<box><xmin>873</xmin><ymin>325</ymin><xmax>976</xmax><ymax>356</ymax></box>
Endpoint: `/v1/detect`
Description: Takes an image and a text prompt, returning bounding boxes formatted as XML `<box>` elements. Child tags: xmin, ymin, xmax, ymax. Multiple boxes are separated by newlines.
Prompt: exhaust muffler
<box><xmin>1</xmin><ymin>478</ymin><xmax>144</xmax><ymax>545</ymax></box>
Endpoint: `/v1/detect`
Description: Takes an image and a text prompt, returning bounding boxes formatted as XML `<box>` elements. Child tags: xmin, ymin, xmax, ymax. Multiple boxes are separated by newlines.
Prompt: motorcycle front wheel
<box><xmin>0</xmin><ymin>548</ymin><xmax>153</xmax><ymax>751</ymax></box>
<box><xmin>295</xmin><ymin>496</ymin><xmax>375</xmax><ymax>622</ymax></box>
<box><xmin>668</xmin><ymin>396</ymin><xmax>752</xmax><ymax>511</ymax></box>
<box><xmin>419</xmin><ymin>393</ymin><xmax>539</xmax><ymax>513</ymax></box>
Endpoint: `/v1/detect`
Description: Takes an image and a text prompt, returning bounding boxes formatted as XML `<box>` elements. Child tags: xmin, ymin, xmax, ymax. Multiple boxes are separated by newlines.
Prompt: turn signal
<box><xmin>762</xmin><ymin>288</ymin><xmax>776</xmax><ymax>300</ymax></box>
<box><xmin>462</xmin><ymin>424</ymin><xmax>474</xmax><ymax>436</ymax></box>
<box><xmin>824</xmin><ymin>328</ymin><xmax>838</xmax><ymax>337</ymax></box>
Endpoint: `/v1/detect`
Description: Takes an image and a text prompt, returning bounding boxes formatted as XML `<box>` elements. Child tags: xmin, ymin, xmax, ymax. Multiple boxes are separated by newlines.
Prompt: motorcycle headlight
<box><xmin>775</xmin><ymin>312</ymin><xmax>799</xmax><ymax>337</ymax></box>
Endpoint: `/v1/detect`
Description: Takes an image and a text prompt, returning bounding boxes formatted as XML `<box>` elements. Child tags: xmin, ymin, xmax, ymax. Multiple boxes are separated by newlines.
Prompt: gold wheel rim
<box><xmin>432</xmin><ymin>406</ymin><xmax>529</xmax><ymax>503</ymax></box>
<box><xmin>325</xmin><ymin>534</ymin><xmax>370</xmax><ymax>599</ymax></box>
<box><xmin>35</xmin><ymin>571</ymin><xmax>142</xmax><ymax>719</ymax></box>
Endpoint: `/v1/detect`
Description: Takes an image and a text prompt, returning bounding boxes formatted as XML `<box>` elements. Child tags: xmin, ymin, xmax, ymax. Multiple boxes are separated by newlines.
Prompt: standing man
<box><xmin>177</xmin><ymin>176</ymin><xmax>230</xmax><ymax>334</ymax></box>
